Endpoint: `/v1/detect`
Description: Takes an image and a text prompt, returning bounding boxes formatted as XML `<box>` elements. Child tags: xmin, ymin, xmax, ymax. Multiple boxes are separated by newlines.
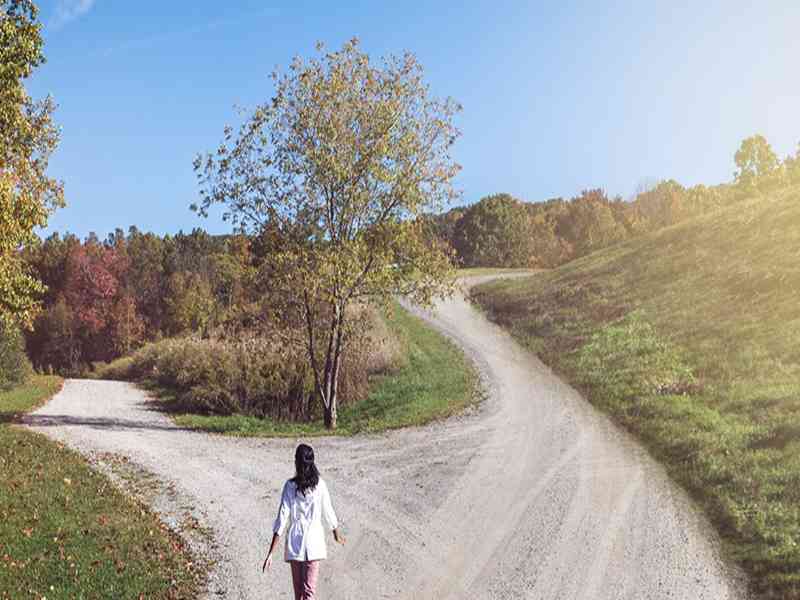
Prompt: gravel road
<box><xmin>25</xmin><ymin>278</ymin><xmax>748</xmax><ymax>599</ymax></box>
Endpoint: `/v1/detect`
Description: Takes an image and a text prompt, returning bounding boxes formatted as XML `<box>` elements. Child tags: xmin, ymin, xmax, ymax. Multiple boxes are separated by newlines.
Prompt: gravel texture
<box><xmin>25</xmin><ymin>278</ymin><xmax>750</xmax><ymax>599</ymax></box>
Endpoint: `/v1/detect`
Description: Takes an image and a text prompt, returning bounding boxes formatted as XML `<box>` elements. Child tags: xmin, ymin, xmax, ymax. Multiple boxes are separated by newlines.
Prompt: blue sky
<box><xmin>28</xmin><ymin>0</ymin><xmax>800</xmax><ymax>239</ymax></box>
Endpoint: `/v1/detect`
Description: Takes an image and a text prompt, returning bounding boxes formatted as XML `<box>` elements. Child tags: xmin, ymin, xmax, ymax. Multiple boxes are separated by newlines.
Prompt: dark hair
<box><xmin>292</xmin><ymin>444</ymin><xmax>319</xmax><ymax>496</ymax></box>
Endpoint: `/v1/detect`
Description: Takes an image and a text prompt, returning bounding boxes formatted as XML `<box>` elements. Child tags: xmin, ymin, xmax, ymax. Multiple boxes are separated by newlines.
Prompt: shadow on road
<box><xmin>21</xmin><ymin>413</ymin><xmax>188</xmax><ymax>432</ymax></box>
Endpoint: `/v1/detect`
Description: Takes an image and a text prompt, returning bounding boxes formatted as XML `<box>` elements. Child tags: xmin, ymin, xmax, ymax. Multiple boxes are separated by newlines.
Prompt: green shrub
<box><xmin>0</xmin><ymin>320</ymin><xmax>32</xmax><ymax>391</ymax></box>
<box><xmin>572</xmin><ymin>310</ymin><xmax>696</xmax><ymax>410</ymax></box>
<box><xmin>90</xmin><ymin>356</ymin><xmax>135</xmax><ymax>380</ymax></box>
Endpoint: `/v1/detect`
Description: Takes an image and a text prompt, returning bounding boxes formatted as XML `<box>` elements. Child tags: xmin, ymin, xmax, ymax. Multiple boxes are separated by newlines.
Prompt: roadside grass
<box><xmin>456</xmin><ymin>267</ymin><xmax>537</xmax><ymax>277</ymax></box>
<box><xmin>0</xmin><ymin>375</ymin><xmax>63</xmax><ymax>422</ymax></box>
<box><xmin>471</xmin><ymin>185</ymin><xmax>800</xmax><ymax>599</ymax></box>
<box><xmin>0</xmin><ymin>377</ymin><xmax>203</xmax><ymax>599</ymax></box>
<box><xmin>158</xmin><ymin>304</ymin><xmax>479</xmax><ymax>436</ymax></box>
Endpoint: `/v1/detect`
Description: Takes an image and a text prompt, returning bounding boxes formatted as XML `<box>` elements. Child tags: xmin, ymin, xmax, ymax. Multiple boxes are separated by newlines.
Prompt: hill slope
<box><xmin>472</xmin><ymin>185</ymin><xmax>800</xmax><ymax>598</ymax></box>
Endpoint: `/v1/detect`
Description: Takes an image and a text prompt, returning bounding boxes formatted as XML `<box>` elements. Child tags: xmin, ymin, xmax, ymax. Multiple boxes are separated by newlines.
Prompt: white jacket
<box><xmin>273</xmin><ymin>478</ymin><xmax>339</xmax><ymax>561</ymax></box>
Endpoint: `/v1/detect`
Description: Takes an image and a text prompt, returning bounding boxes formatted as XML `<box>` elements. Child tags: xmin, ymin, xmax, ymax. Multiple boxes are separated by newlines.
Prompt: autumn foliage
<box><xmin>432</xmin><ymin>133</ymin><xmax>800</xmax><ymax>270</ymax></box>
<box><xmin>64</xmin><ymin>243</ymin><xmax>123</xmax><ymax>334</ymax></box>
<box><xmin>24</xmin><ymin>229</ymin><xmax>252</xmax><ymax>374</ymax></box>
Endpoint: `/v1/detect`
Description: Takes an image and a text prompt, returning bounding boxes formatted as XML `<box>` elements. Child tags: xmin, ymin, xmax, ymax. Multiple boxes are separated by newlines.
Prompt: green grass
<box><xmin>456</xmin><ymin>267</ymin><xmax>537</xmax><ymax>277</ymax></box>
<box><xmin>0</xmin><ymin>376</ymin><xmax>203</xmax><ymax>599</ymax></box>
<box><xmin>471</xmin><ymin>185</ymin><xmax>800</xmax><ymax>599</ymax></box>
<box><xmin>171</xmin><ymin>304</ymin><xmax>479</xmax><ymax>436</ymax></box>
<box><xmin>0</xmin><ymin>375</ymin><xmax>63</xmax><ymax>422</ymax></box>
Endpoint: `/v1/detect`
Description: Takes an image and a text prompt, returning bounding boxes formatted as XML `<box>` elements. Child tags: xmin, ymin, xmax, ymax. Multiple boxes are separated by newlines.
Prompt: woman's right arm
<box><xmin>333</xmin><ymin>528</ymin><xmax>345</xmax><ymax>545</ymax></box>
<box><xmin>263</xmin><ymin>532</ymin><xmax>280</xmax><ymax>571</ymax></box>
<box><xmin>264</xmin><ymin>482</ymin><xmax>291</xmax><ymax>571</ymax></box>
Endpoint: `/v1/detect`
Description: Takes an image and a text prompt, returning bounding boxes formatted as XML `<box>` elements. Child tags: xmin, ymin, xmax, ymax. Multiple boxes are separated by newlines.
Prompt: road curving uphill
<box><xmin>25</xmin><ymin>276</ymin><xmax>748</xmax><ymax>599</ymax></box>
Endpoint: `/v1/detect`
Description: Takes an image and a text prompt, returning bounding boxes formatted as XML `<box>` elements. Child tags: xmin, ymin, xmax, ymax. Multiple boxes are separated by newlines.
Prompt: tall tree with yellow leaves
<box><xmin>0</xmin><ymin>0</ymin><xmax>63</xmax><ymax>327</ymax></box>
<box><xmin>194</xmin><ymin>39</ymin><xmax>459</xmax><ymax>428</ymax></box>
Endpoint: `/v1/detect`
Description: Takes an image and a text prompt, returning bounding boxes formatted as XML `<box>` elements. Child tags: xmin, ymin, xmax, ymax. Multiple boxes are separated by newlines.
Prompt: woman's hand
<box><xmin>263</xmin><ymin>532</ymin><xmax>280</xmax><ymax>572</ymax></box>
<box><xmin>333</xmin><ymin>528</ymin><xmax>346</xmax><ymax>545</ymax></box>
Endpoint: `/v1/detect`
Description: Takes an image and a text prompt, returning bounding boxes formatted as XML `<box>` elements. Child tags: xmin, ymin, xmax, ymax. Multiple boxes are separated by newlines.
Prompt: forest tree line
<box><xmin>22</xmin><ymin>227</ymin><xmax>257</xmax><ymax>374</ymax></box>
<box><xmin>428</xmin><ymin>134</ymin><xmax>800</xmax><ymax>269</ymax></box>
<box><xmin>14</xmin><ymin>133</ymin><xmax>800</xmax><ymax>380</ymax></box>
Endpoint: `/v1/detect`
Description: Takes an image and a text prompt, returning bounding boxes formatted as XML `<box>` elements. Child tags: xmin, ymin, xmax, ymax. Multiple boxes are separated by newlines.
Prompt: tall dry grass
<box><xmin>95</xmin><ymin>305</ymin><xmax>403</xmax><ymax>421</ymax></box>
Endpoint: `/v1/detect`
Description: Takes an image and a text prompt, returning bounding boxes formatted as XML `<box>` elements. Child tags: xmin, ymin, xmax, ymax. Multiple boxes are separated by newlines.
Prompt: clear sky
<box><xmin>27</xmin><ymin>0</ymin><xmax>800</xmax><ymax>239</ymax></box>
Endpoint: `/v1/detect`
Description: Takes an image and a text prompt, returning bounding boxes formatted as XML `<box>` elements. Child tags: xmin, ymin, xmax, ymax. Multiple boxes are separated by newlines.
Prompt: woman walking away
<box><xmin>263</xmin><ymin>444</ymin><xmax>345</xmax><ymax>599</ymax></box>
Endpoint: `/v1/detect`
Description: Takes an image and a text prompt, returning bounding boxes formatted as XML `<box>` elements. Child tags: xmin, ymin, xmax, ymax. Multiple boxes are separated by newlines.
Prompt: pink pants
<box><xmin>290</xmin><ymin>560</ymin><xmax>320</xmax><ymax>600</ymax></box>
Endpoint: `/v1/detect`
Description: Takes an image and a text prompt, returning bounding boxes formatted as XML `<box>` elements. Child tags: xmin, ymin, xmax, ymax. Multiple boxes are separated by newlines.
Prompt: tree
<box><xmin>194</xmin><ymin>39</ymin><xmax>459</xmax><ymax>428</ymax></box>
<box><xmin>452</xmin><ymin>194</ymin><xmax>537</xmax><ymax>267</ymax></box>
<box><xmin>27</xmin><ymin>297</ymin><xmax>80</xmax><ymax>373</ymax></box>
<box><xmin>0</xmin><ymin>0</ymin><xmax>64</xmax><ymax>327</ymax></box>
<box><xmin>210</xmin><ymin>235</ymin><xmax>255</xmax><ymax>319</ymax></box>
<box><xmin>421</xmin><ymin>206</ymin><xmax>465</xmax><ymax>254</ymax></box>
<box><xmin>734</xmin><ymin>134</ymin><xmax>779</xmax><ymax>189</ymax></box>
<box><xmin>108</xmin><ymin>294</ymin><xmax>145</xmax><ymax>356</ymax></box>
<box><xmin>786</xmin><ymin>142</ymin><xmax>800</xmax><ymax>184</ymax></box>
<box><xmin>557</xmin><ymin>189</ymin><xmax>627</xmax><ymax>256</ymax></box>
<box><xmin>527</xmin><ymin>207</ymin><xmax>571</xmax><ymax>268</ymax></box>
<box><xmin>0</xmin><ymin>317</ymin><xmax>31</xmax><ymax>389</ymax></box>
<box><xmin>163</xmin><ymin>271</ymin><xmax>216</xmax><ymax>336</ymax></box>
<box><xmin>24</xmin><ymin>232</ymin><xmax>78</xmax><ymax>304</ymax></box>
<box><xmin>632</xmin><ymin>179</ymin><xmax>687</xmax><ymax>229</ymax></box>
<box><xmin>124</xmin><ymin>227</ymin><xmax>166</xmax><ymax>331</ymax></box>
<box><xmin>163</xmin><ymin>228</ymin><xmax>221</xmax><ymax>284</ymax></box>
<box><xmin>683</xmin><ymin>184</ymin><xmax>723</xmax><ymax>217</ymax></box>
<box><xmin>63</xmin><ymin>243</ymin><xmax>121</xmax><ymax>347</ymax></box>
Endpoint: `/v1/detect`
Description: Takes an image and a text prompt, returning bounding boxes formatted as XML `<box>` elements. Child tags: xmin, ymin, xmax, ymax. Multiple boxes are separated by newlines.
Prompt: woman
<box><xmin>263</xmin><ymin>444</ymin><xmax>345</xmax><ymax>600</ymax></box>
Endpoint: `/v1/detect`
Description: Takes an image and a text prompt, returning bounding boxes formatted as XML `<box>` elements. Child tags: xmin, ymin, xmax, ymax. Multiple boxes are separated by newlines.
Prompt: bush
<box><xmin>0</xmin><ymin>320</ymin><xmax>33</xmax><ymax>391</ymax></box>
<box><xmin>90</xmin><ymin>356</ymin><xmax>135</xmax><ymax>380</ymax></box>
<box><xmin>102</xmin><ymin>307</ymin><xmax>402</xmax><ymax>422</ymax></box>
<box><xmin>572</xmin><ymin>310</ymin><xmax>696</xmax><ymax>411</ymax></box>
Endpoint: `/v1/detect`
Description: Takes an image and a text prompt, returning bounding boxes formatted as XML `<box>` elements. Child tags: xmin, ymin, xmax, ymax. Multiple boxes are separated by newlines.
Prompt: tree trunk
<box><xmin>323</xmin><ymin>305</ymin><xmax>344</xmax><ymax>430</ymax></box>
<box><xmin>321</xmin><ymin>348</ymin><xmax>336</xmax><ymax>429</ymax></box>
<box><xmin>323</xmin><ymin>394</ymin><xmax>337</xmax><ymax>429</ymax></box>
<box><xmin>305</xmin><ymin>296</ymin><xmax>346</xmax><ymax>431</ymax></box>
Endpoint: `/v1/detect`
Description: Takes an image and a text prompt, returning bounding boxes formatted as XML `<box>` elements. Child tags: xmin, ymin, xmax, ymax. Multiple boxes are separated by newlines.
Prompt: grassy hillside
<box><xmin>0</xmin><ymin>376</ymin><xmax>203</xmax><ymax>598</ymax></box>
<box><xmin>471</xmin><ymin>185</ymin><xmax>800</xmax><ymax>599</ymax></box>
